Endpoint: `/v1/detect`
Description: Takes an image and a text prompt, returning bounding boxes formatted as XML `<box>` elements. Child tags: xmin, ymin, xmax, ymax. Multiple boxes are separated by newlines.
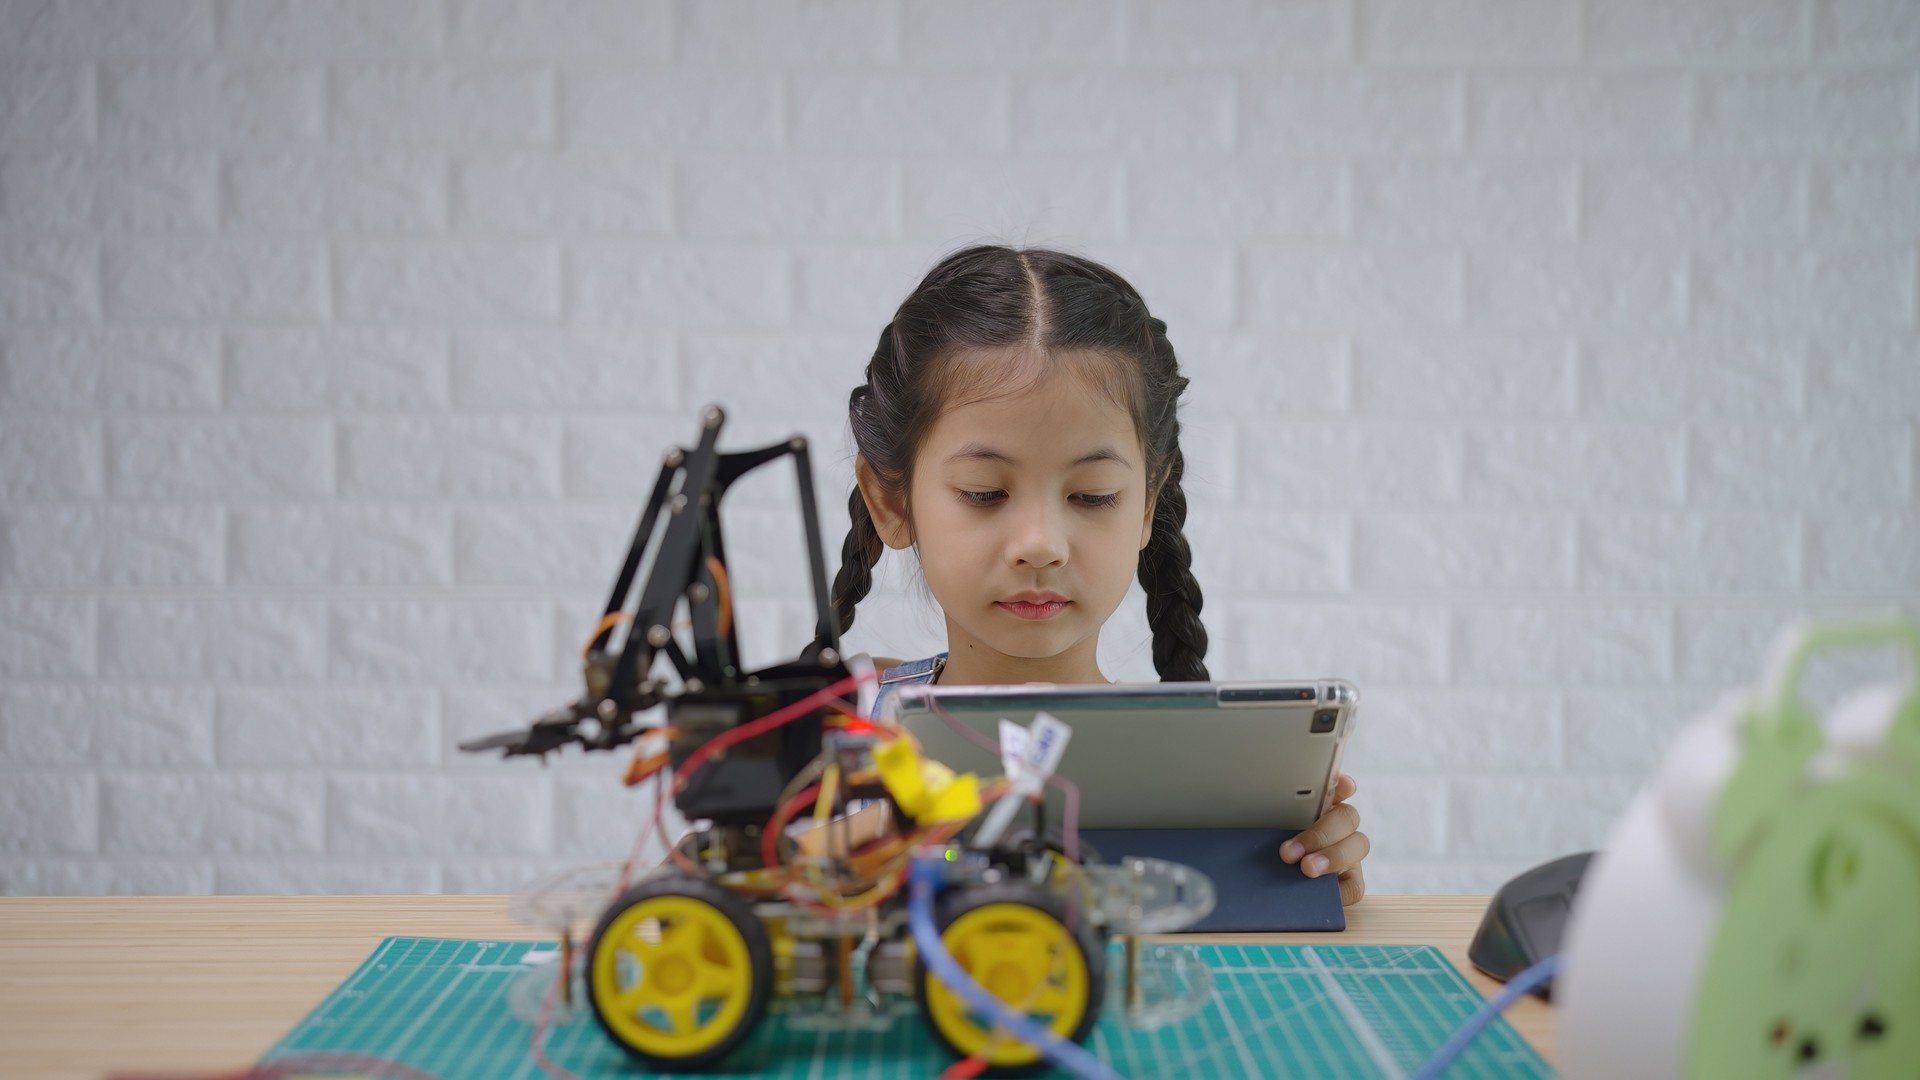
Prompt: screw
<box><xmin>671</xmin><ymin>494</ymin><xmax>687</xmax><ymax>514</ymax></box>
<box><xmin>789</xmin><ymin>437</ymin><xmax>806</xmax><ymax>451</ymax></box>
<box><xmin>819</xmin><ymin>648</ymin><xmax>839</xmax><ymax>666</ymax></box>
<box><xmin>646</xmin><ymin>625</ymin><xmax>671</xmax><ymax>646</ymax></box>
<box><xmin>684</xmin><ymin>678</ymin><xmax>704</xmax><ymax>694</ymax></box>
<box><xmin>704</xmin><ymin>406</ymin><xmax>722</xmax><ymax>427</ymax></box>
<box><xmin>598</xmin><ymin>699</ymin><xmax>619</xmax><ymax>721</ymax></box>
<box><xmin>689</xmin><ymin>583</ymin><xmax>710</xmax><ymax>602</ymax></box>
<box><xmin>665</xmin><ymin>449</ymin><xmax>684</xmax><ymax>467</ymax></box>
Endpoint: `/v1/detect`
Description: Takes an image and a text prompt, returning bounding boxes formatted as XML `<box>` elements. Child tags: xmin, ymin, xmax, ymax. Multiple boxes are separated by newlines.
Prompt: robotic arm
<box><xmin>460</xmin><ymin>406</ymin><xmax>852</xmax><ymax>822</ymax></box>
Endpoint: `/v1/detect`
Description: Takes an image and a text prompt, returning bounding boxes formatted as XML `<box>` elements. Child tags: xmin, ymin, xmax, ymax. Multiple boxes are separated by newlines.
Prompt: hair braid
<box><xmin>1134</xmin><ymin>310</ymin><xmax>1210</xmax><ymax>682</ymax></box>
<box><xmin>827</xmin><ymin>480</ymin><xmax>884</xmax><ymax>643</ymax></box>
<box><xmin>821</xmin><ymin>318</ymin><xmax>903</xmax><ymax>652</ymax></box>
<box><xmin>1138</xmin><ymin>440</ymin><xmax>1210</xmax><ymax>682</ymax></box>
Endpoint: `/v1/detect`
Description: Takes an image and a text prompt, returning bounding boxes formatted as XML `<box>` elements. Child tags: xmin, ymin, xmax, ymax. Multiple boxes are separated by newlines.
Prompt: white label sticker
<box><xmin>999</xmin><ymin>711</ymin><xmax>1071</xmax><ymax>796</ymax></box>
<box><xmin>999</xmin><ymin>719</ymin><xmax>1030</xmax><ymax>787</ymax></box>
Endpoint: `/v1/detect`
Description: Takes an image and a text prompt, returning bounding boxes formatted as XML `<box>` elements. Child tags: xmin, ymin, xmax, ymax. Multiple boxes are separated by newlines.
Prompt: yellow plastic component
<box><xmin>874</xmin><ymin>737</ymin><xmax>982</xmax><ymax>825</ymax></box>
<box><xmin>589</xmin><ymin>894</ymin><xmax>757</xmax><ymax>1060</ymax></box>
<box><xmin>923</xmin><ymin>902</ymin><xmax>1093</xmax><ymax>1068</ymax></box>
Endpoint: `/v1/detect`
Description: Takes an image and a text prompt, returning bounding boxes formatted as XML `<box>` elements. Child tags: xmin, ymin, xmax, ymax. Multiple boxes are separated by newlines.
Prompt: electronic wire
<box><xmin>921</xmin><ymin>694</ymin><xmax>1082</xmax><ymax>862</ymax></box>
<box><xmin>530</xmin><ymin>959</ymin><xmax>584</xmax><ymax>1080</ymax></box>
<box><xmin>535</xmin><ymin>737</ymin><xmax>680</xmax><ymax>1080</ymax></box>
<box><xmin>921</xmin><ymin>693</ymin><xmax>1086</xmax><ymax>931</ymax></box>
<box><xmin>673</xmin><ymin>671</ymin><xmax>871</xmax><ymax>788</ymax></box>
<box><xmin>123</xmin><ymin>649</ymin><xmax>872</xmax><ymax>1080</ymax></box>
<box><xmin>906</xmin><ymin>860</ymin><xmax>1127</xmax><ymax>1080</ymax></box>
<box><xmin>1412</xmin><ymin>953</ymin><xmax>1560</xmax><ymax>1080</ymax></box>
<box><xmin>918</xmin><ymin>689</ymin><xmax>1093</xmax><ymax>1080</ymax></box>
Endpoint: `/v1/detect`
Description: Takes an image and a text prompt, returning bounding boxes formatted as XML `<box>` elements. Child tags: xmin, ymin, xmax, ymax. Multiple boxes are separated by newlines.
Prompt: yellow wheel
<box><xmin>915</xmin><ymin>881</ymin><xmax>1106</xmax><ymax>1075</ymax></box>
<box><xmin>585</xmin><ymin>873</ymin><xmax>771</xmax><ymax>1069</ymax></box>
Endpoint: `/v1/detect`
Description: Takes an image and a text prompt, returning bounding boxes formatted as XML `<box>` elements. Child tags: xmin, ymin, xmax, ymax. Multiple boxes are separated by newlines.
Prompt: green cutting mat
<box><xmin>264</xmin><ymin>937</ymin><xmax>1552</xmax><ymax>1079</ymax></box>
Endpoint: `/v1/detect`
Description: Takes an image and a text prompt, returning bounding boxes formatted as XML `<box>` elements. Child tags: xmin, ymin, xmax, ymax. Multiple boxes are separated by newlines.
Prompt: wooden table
<box><xmin>0</xmin><ymin>894</ymin><xmax>1553</xmax><ymax>1079</ymax></box>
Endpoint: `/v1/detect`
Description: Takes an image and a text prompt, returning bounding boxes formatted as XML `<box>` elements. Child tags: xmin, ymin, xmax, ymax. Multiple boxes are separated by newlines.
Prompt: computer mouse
<box><xmin>1468</xmin><ymin>850</ymin><xmax>1594</xmax><ymax>1000</ymax></box>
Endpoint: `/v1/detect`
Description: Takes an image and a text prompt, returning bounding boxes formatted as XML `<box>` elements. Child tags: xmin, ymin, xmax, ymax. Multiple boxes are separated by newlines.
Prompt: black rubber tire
<box><xmin>584</xmin><ymin>872</ymin><xmax>774</xmax><ymax>1070</ymax></box>
<box><xmin>912</xmin><ymin>878</ymin><xmax>1108</xmax><ymax>1077</ymax></box>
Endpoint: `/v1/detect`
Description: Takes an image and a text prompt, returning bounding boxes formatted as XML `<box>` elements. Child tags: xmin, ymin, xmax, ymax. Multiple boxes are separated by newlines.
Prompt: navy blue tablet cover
<box><xmin>1078</xmin><ymin>827</ymin><xmax>1346</xmax><ymax>933</ymax></box>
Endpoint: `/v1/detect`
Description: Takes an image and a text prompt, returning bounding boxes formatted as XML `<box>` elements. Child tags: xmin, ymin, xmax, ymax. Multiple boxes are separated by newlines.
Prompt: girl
<box><xmin>819</xmin><ymin>244</ymin><xmax>1370</xmax><ymax>906</ymax></box>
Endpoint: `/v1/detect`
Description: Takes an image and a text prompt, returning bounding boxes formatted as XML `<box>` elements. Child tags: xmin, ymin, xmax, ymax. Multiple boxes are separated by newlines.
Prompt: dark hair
<box><xmin>823</xmin><ymin>244</ymin><xmax>1209</xmax><ymax>681</ymax></box>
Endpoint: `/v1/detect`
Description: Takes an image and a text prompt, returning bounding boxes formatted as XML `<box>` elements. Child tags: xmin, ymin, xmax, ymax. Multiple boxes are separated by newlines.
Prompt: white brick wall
<box><xmin>2</xmin><ymin>0</ymin><xmax>1915</xmax><ymax>899</ymax></box>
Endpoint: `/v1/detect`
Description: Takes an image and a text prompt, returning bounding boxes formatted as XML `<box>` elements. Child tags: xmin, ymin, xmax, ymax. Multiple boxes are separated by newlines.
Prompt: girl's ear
<box><xmin>855</xmin><ymin>455</ymin><xmax>914</xmax><ymax>550</ymax></box>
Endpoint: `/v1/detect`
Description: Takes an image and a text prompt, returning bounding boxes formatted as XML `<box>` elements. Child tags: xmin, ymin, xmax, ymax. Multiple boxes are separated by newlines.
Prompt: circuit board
<box><xmin>263</xmin><ymin>936</ymin><xmax>1551</xmax><ymax>1079</ymax></box>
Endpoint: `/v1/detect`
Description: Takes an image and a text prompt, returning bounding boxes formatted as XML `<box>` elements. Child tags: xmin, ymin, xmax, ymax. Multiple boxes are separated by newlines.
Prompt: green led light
<box><xmin>944</xmin><ymin>849</ymin><xmax>956</xmax><ymax>861</ymax></box>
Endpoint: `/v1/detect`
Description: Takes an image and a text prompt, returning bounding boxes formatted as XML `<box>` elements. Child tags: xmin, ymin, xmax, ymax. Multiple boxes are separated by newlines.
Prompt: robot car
<box><xmin>462</xmin><ymin>407</ymin><xmax>1211</xmax><ymax>1076</ymax></box>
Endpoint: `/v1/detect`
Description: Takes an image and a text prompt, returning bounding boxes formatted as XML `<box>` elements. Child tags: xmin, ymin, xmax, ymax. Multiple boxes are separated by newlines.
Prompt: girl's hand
<box><xmin>1278</xmin><ymin>772</ymin><xmax>1368</xmax><ymax>906</ymax></box>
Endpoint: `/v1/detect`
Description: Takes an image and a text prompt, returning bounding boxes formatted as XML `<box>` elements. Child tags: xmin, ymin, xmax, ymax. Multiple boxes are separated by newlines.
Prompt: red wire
<box><xmin>617</xmin><ymin>761</ymin><xmax>668</xmax><ymax>893</ymax></box>
<box><xmin>113</xmin><ymin>682</ymin><xmax>878</xmax><ymax>1080</ymax></box>
<box><xmin>652</xmin><ymin>759</ymin><xmax>680</xmax><ymax>873</ymax></box>
<box><xmin>673</xmin><ymin>672</ymin><xmax>870</xmax><ymax>790</ymax></box>
<box><xmin>922</xmin><ymin>694</ymin><xmax>1086</xmax><ymax>929</ymax></box>
<box><xmin>826</xmin><ymin>716</ymin><xmax>885</xmax><ymax>736</ymax></box>
<box><xmin>780</xmin><ymin>863</ymin><xmax>909</xmax><ymax>916</ymax></box>
<box><xmin>530</xmin><ymin>961</ymin><xmax>583</xmax><ymax>1080</ymax></box>
<box><xmin>761</xmin><ymin>783</ymin><xmax>824</xmax><ymax>869</ymax></box>
<box><xmin>562</xmin><ymin>761</ymin><xmax>668</xmax><ymax>1080</ymax></box>
<box><xmin>529</xmin><ymin>668</ymin><xmax>877</xmax><ymax>1077</ymax></box>
<box><xmin>940</xmin><ymin>1053</ymin><xmax>991</xmax><ymax>1079</ymax></box>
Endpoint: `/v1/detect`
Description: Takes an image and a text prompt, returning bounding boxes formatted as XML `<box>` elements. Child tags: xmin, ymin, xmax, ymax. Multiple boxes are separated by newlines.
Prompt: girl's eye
<box><xmin>956</xmin><ymin>490</ymin><xmax>1121</xmax><ymax>509</ymax></box>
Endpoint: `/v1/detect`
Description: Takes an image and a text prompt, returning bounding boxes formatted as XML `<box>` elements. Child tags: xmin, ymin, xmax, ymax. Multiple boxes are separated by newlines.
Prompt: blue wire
<box><xmin>906</xmin><ymin>860</ymin><xmax>1128</xmax><ymax>1080</ymax></box>
<box><xmin>1413</xmin><ymin>953</ymin><xmax>1560</xmax><ymax>1080</ymax></box>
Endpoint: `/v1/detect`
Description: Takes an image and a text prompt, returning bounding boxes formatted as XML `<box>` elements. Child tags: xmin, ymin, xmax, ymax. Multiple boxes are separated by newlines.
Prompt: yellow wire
<box><xmin>795</xmin><ymin>819</ymin><xmax>968</xmax><ymax>911</ymax></box>
<box><xmin>813</xmin><ymin>763</ymin><xmax>840</xmax><ymax>828</ymax></box>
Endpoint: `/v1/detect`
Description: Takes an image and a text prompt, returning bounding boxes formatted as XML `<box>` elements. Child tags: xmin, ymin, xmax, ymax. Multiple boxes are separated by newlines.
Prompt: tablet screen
<box><xmin>889</xmin><ymin>680</ymin><xmax>1358</xmax><ymax>832</ymax></box>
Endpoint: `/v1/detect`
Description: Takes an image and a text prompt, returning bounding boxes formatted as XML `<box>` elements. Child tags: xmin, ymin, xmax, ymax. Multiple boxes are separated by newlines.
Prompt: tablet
<box><xmin>885</xmin><ymin>679</ymin><xmax>1360</xmax><ymax>832</ymax></box>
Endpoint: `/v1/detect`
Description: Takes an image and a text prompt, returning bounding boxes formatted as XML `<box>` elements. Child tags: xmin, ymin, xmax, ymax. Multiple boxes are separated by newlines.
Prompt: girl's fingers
<box><xmin>1278</xmin><ymin>802</ymin><xmax>1361</xmax><ymax>863</ymax></box>
<box><xmin>1337</xmin><ymin>863</ymin><xmax>1367</xmax><ymax>906</ymax></box>
<box><xmin>1301</xmin><ymin>829</ymin><xmax>1371</xmax><ymax>880</ymax></box>
<box><xmin>1331</xmin><ymin>772</ymin><xmax>1358</xmax><ymax>805</ymax></box>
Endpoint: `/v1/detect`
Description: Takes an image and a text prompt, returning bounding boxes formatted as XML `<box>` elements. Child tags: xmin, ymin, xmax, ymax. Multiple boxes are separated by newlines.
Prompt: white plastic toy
<box><xmin>1557</xmin><ymin>617</ymin><xmax>1920</xmax><ymax>1077</ymax></box>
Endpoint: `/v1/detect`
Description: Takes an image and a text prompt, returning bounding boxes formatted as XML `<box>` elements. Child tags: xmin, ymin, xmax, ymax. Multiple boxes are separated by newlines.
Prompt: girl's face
<box><xmin>859</xmin><ymin>352</ymin><xmax>1158</xmax><ymax>674</ymax></box>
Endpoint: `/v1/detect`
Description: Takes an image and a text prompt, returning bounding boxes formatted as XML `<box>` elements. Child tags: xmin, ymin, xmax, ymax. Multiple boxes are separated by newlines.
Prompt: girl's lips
<box><xmin>997</xmin><ymin>600</ymin><xmax>1069</xmax><ymax>620</ymax></box>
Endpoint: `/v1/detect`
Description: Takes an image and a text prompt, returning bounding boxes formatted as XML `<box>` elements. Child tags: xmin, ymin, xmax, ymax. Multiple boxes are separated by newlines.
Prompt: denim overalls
<box><xmin>871</xmin><ymin>651</ymin><xmax>948</xmax><ymax>720</ymax></box>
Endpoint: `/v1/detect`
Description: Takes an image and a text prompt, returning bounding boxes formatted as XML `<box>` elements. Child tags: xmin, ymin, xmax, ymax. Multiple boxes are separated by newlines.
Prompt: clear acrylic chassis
<box><xmin>502</xmin><ymin>854</ymin><xmax>1219</xmax><ymax>1035</ymax></box>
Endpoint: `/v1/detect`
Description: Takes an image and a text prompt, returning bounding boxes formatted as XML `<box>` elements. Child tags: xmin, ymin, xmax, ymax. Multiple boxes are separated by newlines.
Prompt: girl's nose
<box><xmin>1006</xmin><ymin>497</ymin><xmax>1068</xmax><ymax>568</ymax></box>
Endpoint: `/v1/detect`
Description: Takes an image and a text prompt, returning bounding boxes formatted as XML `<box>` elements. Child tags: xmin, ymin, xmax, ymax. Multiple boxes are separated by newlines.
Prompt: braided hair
<box><xmin>823</xmin><ymin>245</ymin><xmax>1209</xmax><ymax>682</ymax></box>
